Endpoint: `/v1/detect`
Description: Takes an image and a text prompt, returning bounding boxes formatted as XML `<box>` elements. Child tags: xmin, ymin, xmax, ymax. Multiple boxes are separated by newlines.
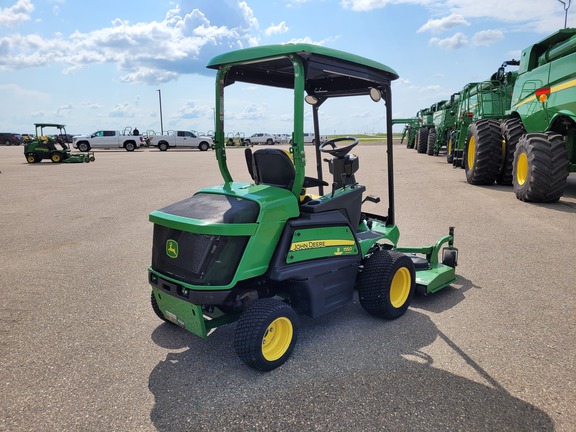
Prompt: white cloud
<box><xmin>472</xmin><ymin>29</ymin><xmax>504</xmax><ymax>46</ymax></box>
<box><xmin>417</xmin><ymin>13</ymin><xmax>469</xmax><ymax>34</ymax></box>
<box><xmin>265</xmin><ymin>21</ymin><xmax>289</xmax><ymax>36</ymax></box>
<box><xmin>176</xmin><ymin>101</ymin><xmax>210</xmax><ymax>119</ymax></box>
<box><xmin>341</xmin><ymin>0</ymin><xmax>433</xmax><ymax>12</ymax></box>
<box><xmin>0</xmin><ymin>1</ymin><xmax>260</xmax><ymax>84</ymax></box>
<box><xmin>429</xmin><ymin>32</ymin><xmax>467</xmax><ymax>49</ymax></box>
<box><xmin>0</xmin><ymin>0</ymin><xmax>34</xmax><ymax>27</ymax></box>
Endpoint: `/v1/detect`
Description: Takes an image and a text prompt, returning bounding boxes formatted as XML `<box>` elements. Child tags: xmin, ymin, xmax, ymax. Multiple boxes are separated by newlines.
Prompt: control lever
<box><xmin>362</xmin><ymin>195</ymin><xmax>381</xmax><ymax>204</ymax></box>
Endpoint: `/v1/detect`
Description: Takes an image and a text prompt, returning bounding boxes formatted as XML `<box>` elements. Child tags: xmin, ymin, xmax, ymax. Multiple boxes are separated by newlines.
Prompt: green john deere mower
<box><xmin>148</xmin><ymin>44</ymin><xmax>458</xmax><ymax>371</ymax></box>
<box><xmin>24</xmin><ymin>123</ymin><xmax>94</xmax><ymax>164</ymax></box>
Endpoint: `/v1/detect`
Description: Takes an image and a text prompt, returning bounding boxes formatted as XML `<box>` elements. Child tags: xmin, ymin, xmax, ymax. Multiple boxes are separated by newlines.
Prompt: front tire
<box><xmin>427</xmin><ymin>128</ymin><xmax>437</xmax><ymax>156</ymax></box>
<box><xmin>151</xmin><ymin>292</ymin><xmax>171</xmax><ymax>323</ymax></box>
<box><xmin>513</xmin><ymin>132</ymin><xmax>569</xmax><ymax>203</ymax></box>
<box><xmin>199</xmin><ymin>141</ymin><xmax>209</xmax><ymax>151</ymax></box>
<box><xmin>464</xmin><ymin>119</ymin><xmax>501</xmax><ymax>185</ymax></box>
<box><xmin>26</xmin><ymin>154</ymin><xmax>38</xmax><ymax>163</ymax></box>
<box><xmin>416</xmin><ymin>128</ymin><xmax>429</xmax><ymax>154</ymax></box>
<box><xmin>357</xmin><ymin>249</ymin><xmax>416</xmax><ymax>320</ymax></box>
<box><xmin>234</xmin><ymin>298</ymin><xmax>299</xmax><ymax>371</ymax></box>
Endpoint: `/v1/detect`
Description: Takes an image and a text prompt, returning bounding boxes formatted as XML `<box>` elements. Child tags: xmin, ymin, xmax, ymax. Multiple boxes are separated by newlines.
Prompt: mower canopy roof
<box><xmin>207</xmin><ymin>43</ymin><xmax>399</xmax><ymax>98</ymax></box>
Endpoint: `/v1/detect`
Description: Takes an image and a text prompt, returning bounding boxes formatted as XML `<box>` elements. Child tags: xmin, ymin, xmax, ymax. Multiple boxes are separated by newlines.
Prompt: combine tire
<box><xmin>357</xmin><ymin>249</ymin><xmax>415</xmax><ymax>320</ymax></box>
<box><xmin>234</xmin><ymin>298</ymin><xmax>299</xmax><ymax>371</ymax></box>
<box><xmin>497</xmin><ymin>118</ymin><xmax>525</xmax><ymax>185</ymax></box>
<box><xmin>416</xmin><ymin>128</ymin><xmax>429</xmax><ymax>153</ymax></box>
<box><xmin>513</xmin><ymin>132</ymin><xmax>569</xmax><ymax>203</ymax></box>
<box><xmin>427</xmin><ymin>128</ymin><xmax>437</xmax><ymax>156</ymax></box>
<box><xmin>446</xmin><ymin>133</ymin><xmax>455</xmax><ymax>164</ymax></box>
<box><xmin>464</xmin><ymin>119</ymin><xmax>501</xmax><ymax>185</ymax></box>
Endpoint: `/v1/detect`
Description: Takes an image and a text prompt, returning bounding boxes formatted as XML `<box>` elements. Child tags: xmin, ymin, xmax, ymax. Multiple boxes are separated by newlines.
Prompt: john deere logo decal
<box><xmin>166</xmin><ymin>239</ymin><xmax>179</xmax><ymax>258</ymax></box>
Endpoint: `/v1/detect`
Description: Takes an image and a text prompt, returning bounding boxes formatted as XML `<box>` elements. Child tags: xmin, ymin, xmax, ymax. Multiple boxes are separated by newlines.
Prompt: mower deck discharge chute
<box><xmin>148</xmin><ymin>44</ymin><xmax>458</xmax><ymax>371</ymax></box>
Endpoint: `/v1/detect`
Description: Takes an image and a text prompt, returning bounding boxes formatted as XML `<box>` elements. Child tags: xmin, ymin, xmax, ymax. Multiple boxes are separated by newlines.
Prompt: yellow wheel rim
<box><xmin>467</xmin><ymin>135</ymin><xmax>476</xmax><ymax>169</ymax></box>
<box><xmin>53</xmin><ymin>154</ymin><xmax>61</xmax><ymax>162</ymax></box>
<box><xmin>262</xmin><ymin>317</ymin><xmax>293</xmax><ymax>361</ymax></box>
<box><xmin>27</xmin><ymin>155</ymin><xmax>35</xmax><ymax>163</ymax></box>
<box><xmin>516</xmin><ymin>152</ymin><xmax>528</xmax><ymax>186</ymax></box>
<box><xmin>390</xmin><ymin>267</ymin><xmax>411</xmax><ymax>308</ymax></box>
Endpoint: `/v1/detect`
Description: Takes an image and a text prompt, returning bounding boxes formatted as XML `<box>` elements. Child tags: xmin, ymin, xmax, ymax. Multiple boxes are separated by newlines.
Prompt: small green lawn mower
<box><xmin>148</xmin><ymin>44</ymin><xmax>458</xmax><ymax>371</ymax></box>
<box><xmin>24</xmin><ymin>123</ymin><xmax>95</xmax><ymax>164</ymax></box>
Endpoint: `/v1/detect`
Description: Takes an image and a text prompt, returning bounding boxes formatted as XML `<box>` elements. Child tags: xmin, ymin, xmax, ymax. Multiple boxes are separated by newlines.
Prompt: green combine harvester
<box><xmin>24</xmin><ymin>123</ymin><xmax>94</xmax><ymax>164</ymax></box>
<box><xmin>148</xmin><ymin>44</ymin><xmax>459</xmax><ymax>371</ymax></box>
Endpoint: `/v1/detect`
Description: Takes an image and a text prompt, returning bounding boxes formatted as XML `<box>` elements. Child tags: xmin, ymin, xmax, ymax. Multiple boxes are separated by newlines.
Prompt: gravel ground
<box><xmin>1</xmin><ymin>142</ymin><xmax>574</xmax><ymax>431</ymax></box>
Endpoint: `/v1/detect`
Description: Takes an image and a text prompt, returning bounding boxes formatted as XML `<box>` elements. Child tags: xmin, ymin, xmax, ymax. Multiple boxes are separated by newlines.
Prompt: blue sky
<box><xmin>0</xmin><ymin>0</ymin><xmax>574</xmax><ymax>136</ymax></box>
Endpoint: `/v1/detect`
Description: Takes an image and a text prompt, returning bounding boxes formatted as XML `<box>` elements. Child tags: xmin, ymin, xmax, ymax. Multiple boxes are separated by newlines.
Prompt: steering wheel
<box><xmin>319</xmin><ymin>137</ymin><xmax>359</xmax><ymax>158</ymax></box>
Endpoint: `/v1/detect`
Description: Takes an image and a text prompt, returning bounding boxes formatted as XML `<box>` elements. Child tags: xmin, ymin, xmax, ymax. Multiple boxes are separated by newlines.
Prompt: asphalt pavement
<box><xmin>1</xmin><ymin>142</ymin><xmax>575</xmax><ymax>431</ymax></box>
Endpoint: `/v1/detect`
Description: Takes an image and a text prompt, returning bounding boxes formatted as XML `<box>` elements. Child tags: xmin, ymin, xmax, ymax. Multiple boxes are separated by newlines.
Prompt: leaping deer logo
<box><xmin>166</xmin><ymin>239</ymin><xmax>179</xmax><ymax>258</ymax></box>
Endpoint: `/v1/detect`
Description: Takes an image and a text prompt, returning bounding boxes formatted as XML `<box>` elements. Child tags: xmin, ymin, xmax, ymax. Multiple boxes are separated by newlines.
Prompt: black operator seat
<box><xmin>246</xmin><ymin>148</ymin><xmax>295</xmax><ymax>190</ymax></box>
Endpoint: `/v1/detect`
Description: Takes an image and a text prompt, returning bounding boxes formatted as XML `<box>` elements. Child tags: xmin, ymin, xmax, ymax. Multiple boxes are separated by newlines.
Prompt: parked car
<box><xmin>244</xmin><ymin>133</ymin><xmax>280</xmax><ymax>145</ymax></box>
<box><xmin>0</xmin><ymin>133</ymin><xmax>23</xmax><ymax>146</ymax></box>
<box><xmin>73</xmin><ymin>130</ymin><xmax>144</xmax><ymax>151</ymax></box>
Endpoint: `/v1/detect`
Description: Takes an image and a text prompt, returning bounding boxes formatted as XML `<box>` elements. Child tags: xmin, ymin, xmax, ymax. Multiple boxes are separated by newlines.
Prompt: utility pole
<box><xmin>559</xmin><ymin>0</ymin><xmax>572</xmax><ymax>28</ymax></box>
<box><xmin>157</xmin><ymin>89</ymin><xmax>164</xmax><ymax>135</ymax></box>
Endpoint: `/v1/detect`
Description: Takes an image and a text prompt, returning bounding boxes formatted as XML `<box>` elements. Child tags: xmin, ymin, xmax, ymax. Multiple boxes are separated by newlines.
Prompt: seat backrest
<box><xmin>250</xmin><ymin>148</ymin><xmax>295</xmax><ymax>190</ymax></box>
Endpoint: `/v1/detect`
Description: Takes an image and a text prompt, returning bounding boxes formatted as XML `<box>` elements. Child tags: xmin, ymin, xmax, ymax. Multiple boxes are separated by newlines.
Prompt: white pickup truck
<box><xmin>146</xmin><ymin>130</ymin><xmax>212</xmax><ymax>151</ymax></box>
<box><xmin>73</xmin><ymin>130</ymin><xmax>144</xmax><ymax>152</ymax></box>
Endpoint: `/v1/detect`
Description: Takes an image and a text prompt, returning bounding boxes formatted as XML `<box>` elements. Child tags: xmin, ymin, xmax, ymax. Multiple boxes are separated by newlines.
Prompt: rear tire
<box><xmin>77</xmin><ymin>142</ymin><xmax>90</xmax><ymax>152</ymax></box>
<box><xmin>513</xmin><ymin>132</ymin><xmax>569</xmax><ymax>203</ymax></box>
<box><xmin>497</xmin><ymin>118</ymin><xmax>524</xmax><ymax>185</ymax></box>
<box><xmin>234</xmin><ymin>298</ymin><xmax>299</xmax><ymax>371</ymax></box>
<box><xmin>125</xmin><ymin>142</ymin><xmax>136</xmax><ymax>152</ymax></box>
<box><xmin>151</xmin><ymin>292</ymin><xmax>171</xmax><ymax>323</ymax></box>
<box><xmin>51</xmin><ymin>153</ymin><xmax>63</xmax><ymax>163</ymax></box>
<box><xmin>357</xmin><ymin>249</ymin><xmax>416</xmax><ymax>319</ymax></box>
<box><xmin>26</xmin><ymin>154</ymin><xmax>37</xmax><ymax>163</ymax></box>
<box><xmin>464</xmin><ymin>119</ymin><xmax>501</xmax><ymax>185</ymax></box>
<box><xmin>158</xmin><ymin>142</ymin><xmax>169</xmax><ymax>151</ymax></box>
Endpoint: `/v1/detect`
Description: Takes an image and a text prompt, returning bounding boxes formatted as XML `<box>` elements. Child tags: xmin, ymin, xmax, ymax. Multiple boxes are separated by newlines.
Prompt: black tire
<box><xmin>442</xmin><ymin>249</ymin><xmax>458</xmax><ymax>268</ymax></box>
<box><xmin>464</xmin><ymin>119</ymin><xmax>502</xmax><ymax>185</ymax></box>
<box><xmin>416</xmin><ymin>128</ymin><xmax>429</xmax><ymax>153</ymax></box>
<box><xmin>513</xmin><ymin>132</ymin><xmax>569</xmax><ymax>203</ymax></box>
<box><xmin>497</xmin><ymin>118</ymin><xmax>525</xmax><ymax>185</ymax></box>
<box><xmin>199</xmin><ymin>141</ymin><xmax>209</xmax><ymax>151</ymax></box>
<box><xmin>234</xmin><ymin>298</ymin><xmax>299</xmax><ymax>371</ymax></box>
<box><xmin>266</xmin><ymin>138</ymin><xmax>273</xmax><ymax>145</ymax></box>
<box><xmin>26</xmin><ymin>154</ymin><xmax>37</xmax><ymax>164</ymax></box>
<box><xmin>77</xmin><ymin>142</ymin><xmax>90</xmax><ymax>152</ymax></box>
<box><xmin>427</xmin><ymin>128</ymin><xmax>437</xmax><ymax>156</ymax></box>
<box><xmin>5</xmin><ymin>140</ymin><xmax>11</xmax><ymax>146</ymax></box>
<box><xmin>446</xmin><ymin>132</ymin><xmax>455</xmax><ymax>164</ymax></box>
<box><xmin>151</xmin><ymin>292</ymin><xmax>171</xmax><ymax>323</ymax></box>
<box><xmin>125</xmin><ymin>142</ymin><xmax>136</xmax><ymax>152</ymax></box>
<box><xmin>357</xmin><ymin>249</ymin><xmax>416</xmax><ymax>320</ymax></box>
<box><xmin>158</xmin><ymin>142</ymin><xmax>169</xmax><ymax>151</ymax></box>
<box><xmin>50</xmin><ymin>153</ymin><xmax>63</xmax><ymax>163</ymax></box>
